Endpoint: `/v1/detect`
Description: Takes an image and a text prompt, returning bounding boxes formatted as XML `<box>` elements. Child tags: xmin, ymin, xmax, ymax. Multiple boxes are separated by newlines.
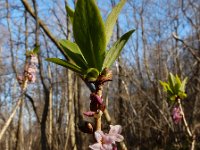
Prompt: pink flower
<box><xmin>27</xmin><ymin>73</ymin><xmax>36</xmax><ymax>83</ymax></box>
<box><xmin>172</xmin><ymin>106</ymin><xmax>182</xmax><ymax>124</ymax></box>
<box><xmin>89</xmin><ymin>125</ymin><xmax>124</xmax><ymax>150</ymax></box>
<box><xmin>17</xmin><ymin>75</ymin><xmax>24</xmax><ymax>84</ymax></box>
<box><xmin>30</xmin><ymin>55</ymin><xmax>38</xmax><ymax>64</ymax></box>
<box><xmin>27</xmin><ymin>66</ymin><xmax>37</xmax><ymax>74</ymax></box>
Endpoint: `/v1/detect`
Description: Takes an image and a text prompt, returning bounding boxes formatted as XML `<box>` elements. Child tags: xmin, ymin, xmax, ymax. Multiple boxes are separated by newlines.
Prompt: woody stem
<box><xmin>177</xmin><ymin>98</ymin><xmax>192</xmax><ymax>137</ymax></box>
<box><xmin>95</xmin><ymin>84</ymin><xmax>103</xmax><ymax>131</ymax></box>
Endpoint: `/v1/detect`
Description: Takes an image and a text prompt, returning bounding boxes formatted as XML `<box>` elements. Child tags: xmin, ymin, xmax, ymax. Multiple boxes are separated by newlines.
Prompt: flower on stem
<box><xmin>78</xmin><ymin>121</ymin><xmax>94</xmax><ymax>134</ymax></box>
<box><xmin>172</xmin><ymin>106</ymin><xmax>182</xmax><ymax>124</ymax></box>
<box><xmin>84</xmin><ymin>93</ymin><xmax>105</xmax><ymax>118</ymax></box>
<box><xmin>19</xmin><ymin>55</ymin><xmax>38</xmax><ymax>84</ymax></box>
<box><xmin>89</xmin><ymin>125</ymin><xmax>124</xmax><ymax>150</ymax></box>
<box><xmin>89</xmin><ymin>93</ymin><xmax>105</xmax><ymax>112</ymax></box>
<box><xmin>30</xmin><ymin>54</ymin><xmax>38</xmax><ymax>64</ymax></box>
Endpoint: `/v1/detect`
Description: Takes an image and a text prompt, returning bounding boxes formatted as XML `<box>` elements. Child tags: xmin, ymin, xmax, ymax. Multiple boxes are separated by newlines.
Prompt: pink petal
<box><xmin>27</xmin><ymin>67</ymin><xmax>37</xmax><ymax>73</ymax></box>
<box><xmin>112</xmin><ymin>145</ymin><xmax>117</xmax><ymax>150</ymax></box>
<box><xmin>113</xmin><ymin>134</ymin><xmax>124</xmax><ymax>142</ymax></box>
<box><xmin>83</xmin><ymin>111</ymin><xmax>95</xmax><ymax>117</ymax></box>
<box><xmin>30</xmin><ymin>56</ymin><xmax>38</xmax><ymax>64</ymax></box>
<box><xmin>102</xmin><ymin>134</ymin><xmax>114</xmax><ymax>144</ymax></box>
<box><xmin>109</xmin><ymin>125</ymin><xmax>122</xmax><ymax>134</ymax></box>
<box><xmin>172</xmin><ymin>107</ymin><xmax>182</xmax><ymax>124</ymax></box>
<box><xmin>31</xmin><ymin>74</ymin><xmax>36</xmax><ymax>83</ymax></box>
<box><xmin>89</xmin><ymin>143</ymin><xmax>102</xmax><ymax>150</ymax></box>
<box><xmin>95</xmin><ymin>131</ymin><xmax>104</xmax><ymax>143</ymax></box>
<box><xmin>102</xmin><ymin>143</ymin><xmax>113</xmax><ymax>150</ymax></box>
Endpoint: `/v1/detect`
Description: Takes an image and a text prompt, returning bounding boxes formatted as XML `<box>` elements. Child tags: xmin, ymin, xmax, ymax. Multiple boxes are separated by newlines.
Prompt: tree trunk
<box><xmin>15</xmin><ymin>98</ymin><xmax>24</xmax><ymax>150</ymax></box>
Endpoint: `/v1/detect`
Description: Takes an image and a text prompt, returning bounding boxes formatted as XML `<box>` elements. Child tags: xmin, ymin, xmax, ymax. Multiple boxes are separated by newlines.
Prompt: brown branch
<box><xmin>177</xmin><ymin>99</ymin><xmax>192</xmax><ymax>137</ymax></box>
<box><xmin>20</xmin><ymin>0</ymin><xmax>67</xmax><ymax>59</ymax></box>
<box><xmin>172</xmin><ymin>33</ymin><xmax>200</xmax><ymax>62</ymax></box>
<box><xmin>177</xmin><ymin>98</ymin><xmax>196</xmax><ymax>150</ymax></box>
<box><xmin>25</xmin><ymin>93</ymin><xmax>40</xmax><ymax>124</ymax></box>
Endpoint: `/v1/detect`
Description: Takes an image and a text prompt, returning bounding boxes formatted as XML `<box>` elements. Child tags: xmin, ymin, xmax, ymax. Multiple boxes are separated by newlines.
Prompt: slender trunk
<box><xmin>5</xmin><ymin>132</ymin><xmax>9</xmax><ymax>150</ymax></box>
<box><xmin>31</xmin><ymin>0</ymin><xmax>50</xmax><ymax>149</ymax></box>
<box><xmin>74</xmin><ymin>76</ymin><xmax>83</xmax><ymax>149</ymax></box>
<box><xmin>15</xmin><ymin>98</ymin><xmax>24</xmax><ymax>150</ymax></box>
<box><xmin>64</xmin><ymin>69</ymin><xmax>77</xmax><ymax>150</ymax></box>
<box><xmin>64</xmin><ymin>1</ymin><xmax>77</xmax><ymax>149</ymax></box>
<box><xmin>0</xmin><ymin>96</ymin><xmax>24</xmax><ymax>141</ymax></box>
<box><xmin>48</xmin><ymin>65</ymin><xmax>53</xmax><ymax>150</ymax></box>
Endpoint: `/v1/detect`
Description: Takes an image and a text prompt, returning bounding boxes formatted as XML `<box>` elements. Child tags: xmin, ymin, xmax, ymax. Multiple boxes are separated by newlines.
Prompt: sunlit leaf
<box><xmin>73</xmin><ymin>0</ymin><xmax>106</xmax><ymax>71</ymax></box>
<box><xmin>180</xmin><ymin>77</ymin><xmax>188</xmax><ymax>93</ymax></box>
<box><xmin>178</xmin><ymin>92</ymin><xmax>187</xmax><ymax>99</ymax></box>
<box><xmin>103</xmin><ymin>29</ymin><xmax>134</xmax><ymax>69</ymax></box>
<box><xmin>46</xmin><ymin>58</ymin><xmax>82</xmax><ymax>74</ymax></box>
<box><xmin>59</xmin><ymin>40</ymin><xmax>88</xmax><ymax>69</ymax></box>
<box><xmin>33</xmin><ymin>45</ymin><xmax>40</xmax><ymax>54</ymax></box>
<box><xmin>169</xmin><ymin>95</ymin><xmax>176</xmax><ymax>101</ymax></box>
<box><xmin>105</xmin><ymin>0</ymin><xmax>126</xmax><ymax>45</ymax></box>
<box><xmin>168</xmin><ymin>73</ymin><xmax>176</xmax><ymax>92</ymax></box>
<box><xmin>66</xmin><ymin>5</ymin><xmax>74</xmax><ymax>24</ymax></box>
<box><xmin>84</xmin><ymin>68</ymin><xmax>99</xmax><ymax>82</ymax></box>
<box><xmin>175</xmin><ymin>75</ymin><xmax>182</xmax><ymax>93</ymax></box>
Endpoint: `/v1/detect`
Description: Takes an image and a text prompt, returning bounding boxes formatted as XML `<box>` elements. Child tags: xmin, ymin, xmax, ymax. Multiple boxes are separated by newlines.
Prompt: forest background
<box><xmin>0</xmin><ymin>0</ymin><xmax>200</xmax><ymax>149</ymax></box>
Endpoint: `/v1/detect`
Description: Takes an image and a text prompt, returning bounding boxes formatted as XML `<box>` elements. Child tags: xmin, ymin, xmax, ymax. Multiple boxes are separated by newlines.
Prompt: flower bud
<box><xmin>96</xmin><ymin>68</ymin><xmax>112</xmax><ymax>84</ymax></box>
<box><xmin>78</xmin><ymin>121</ymin><xmax>94</xmax><ymax>134</ymax></box>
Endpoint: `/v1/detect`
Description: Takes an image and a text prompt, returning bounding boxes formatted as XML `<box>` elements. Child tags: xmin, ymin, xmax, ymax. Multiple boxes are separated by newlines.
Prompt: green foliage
<box><xmin>160</xmin><ymin>73</ymin><xmax>188</xmax><ymax>101</ymax></box>
<box><xmin>84</xmin><ymin>68</ymin><xmax>100</xmax><ymax>82</ymax></box>
<box><xmin>73</xmin><ymin>0</ymin><xmax>106</xmax><ymax>71</ymax></box>
<box><xmin>65</xmin><ymin>5</ymin><xmax>74</xmax><ymax>24</ymax></box>
<box><xmin>59</xmin><ymin>40</ymin><xmax>88</xmax><ymax>69</ymax></box>
<box><xmin>105</xmin><ymin>0</ymin><xmax>126</xmax><ymax>46</ymax></box>
<box><xmin>47</xmin><ymin>0</ymin><xmax>134</xmax><ymax>82</ymax></box>
<box><xmin>46</xmin><ymin>58</ymin><xmax>83</xmax><ymax>74</ymax></box>
<box><xmin>26</xmin><ymin>46</ymin><xmax>40</xmax><ymax>56</ymax></box>
<box><xmin>103</xmin><ymin>29</ymin><xmax>135</xmax><ymax>69</ymax></box>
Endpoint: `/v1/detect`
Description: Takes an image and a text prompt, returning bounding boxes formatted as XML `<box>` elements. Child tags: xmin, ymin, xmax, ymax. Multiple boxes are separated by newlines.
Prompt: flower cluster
<box><xmin>18</xmin><ymin>54</ymin><xmax>38</xmax><ymax>83</ymax></box>
<box><xmin>172</xmin><ymin>106</ymin><xmax>182</xmax><ymax>124</ymax></box>
<box><xmin>89</xmin><ymin>125</ymin><xmax>124</xmax><ymax>150</ymax></box>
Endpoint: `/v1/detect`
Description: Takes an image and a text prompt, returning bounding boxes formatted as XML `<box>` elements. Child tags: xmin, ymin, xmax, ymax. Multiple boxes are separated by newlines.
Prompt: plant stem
<box><xmin>177</xmin><ymin>98</ymin><xmax>195</xmax><ymax>150</ymax></box>
<box><xmin>95</xmin><ymin>116</ymin><xmax>102</xmax><ymax>131</ymax></box>
<box><xmin>177</xmin><ymin>98</ymin><xmax>192</xmax><ymax>137</ymax></box>
<box><xmin>95</xmin><ymin>84</ymin><xmax>103</xmax><ymax>131</ymax></box>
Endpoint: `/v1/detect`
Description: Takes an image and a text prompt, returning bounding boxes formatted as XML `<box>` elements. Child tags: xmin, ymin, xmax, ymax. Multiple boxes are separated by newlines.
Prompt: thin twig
<box><xmin>177</xmin><ymin>98</ymin><xmax>192</xmax><ymax>137</ymax></box>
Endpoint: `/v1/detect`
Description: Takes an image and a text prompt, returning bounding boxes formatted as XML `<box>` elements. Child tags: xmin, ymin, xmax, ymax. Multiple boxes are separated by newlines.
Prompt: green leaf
<box><xmin>46</xmin><ymin>58</ymin><xmax>82</xmax><ymax>74</ymax></box>
<box><xmin>84</xmin><ymin>68</ymin><xmax>99</xmax><ymax>82</ymax></box>
<box><xmin>73</xmin><ymin>0</ymin><xmax>106</xmax><ymax>71</ymax></box>
<box><xmin>159</xmin><ymin>81</ymin><xmax>172</xmax><ymax>94</ymax></box>
<box><xmin>66</xmin><ymin>5</ymin><xmax>74</xmax><ymax>24</ymax></box>
<box><xmin>159</xmin><ymin>81</ymin><xmax>168</xmax><ymax>91</ymax></box>
<box><xmin>33</xmin><ymin>46</ymin><xmax>40</xmax><ymax>54</ymax></box>
<box><xmin>103</xmin><ymin>29</ymin><xmax>134</xmax><ymax>69</ymax></box>
<box><xmin>178</xmin><ymin>92</ymin><xmax>187</xmax><ymax>99</ymax></box>
<box><xmin>175</xmin><ymin>75</ymin><xmax>181</xmax><ymax>89</ymax></box>
<box><xmin>168</xmin><ymin>73</ymin><xmax>176</xmax><ymax>92</ymax></box>
<box><xmin>169</xmin><ymin>95</ymin><xmax>176</xmax><ymax>101</ymax></box>
<box><xmin>59</xmin><ymin>40</ymin><xmax>88</xmax><ymax>69</ymax></box>
<box><xmin>105</xmin><ymin>0</ymin><xmax>126</xmax><ymax>46</ymax></box>
<box><xmin>180</xmin><ymin>77</ymin><xmax>188</xmax><ymax>92</ymax></box>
